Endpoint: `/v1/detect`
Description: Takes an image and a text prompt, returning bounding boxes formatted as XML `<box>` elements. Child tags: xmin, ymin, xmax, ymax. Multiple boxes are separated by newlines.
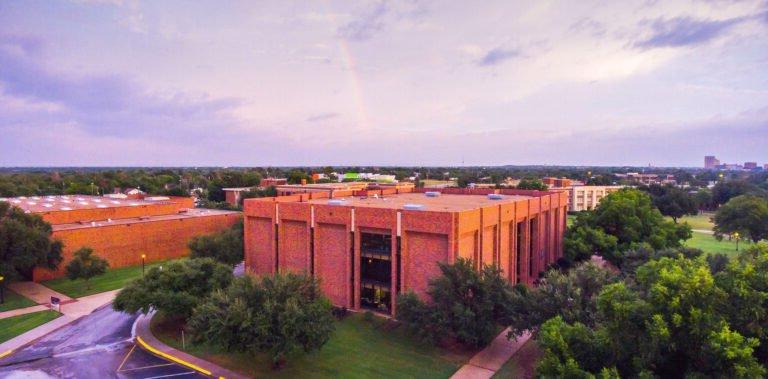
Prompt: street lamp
<box><xmin>734</xmin><ymin>232</ymin><xmax>740</xmax><ymax>251</ymax></box>
<box><xmin>141</xmin><ymin>254</ymin><xmax>146</xmax><ymax>276</ymax></box>
<box><xmin>0</xmin><ymin>276</ymin><xmax>4</xmax><ymax>304</ymax></box>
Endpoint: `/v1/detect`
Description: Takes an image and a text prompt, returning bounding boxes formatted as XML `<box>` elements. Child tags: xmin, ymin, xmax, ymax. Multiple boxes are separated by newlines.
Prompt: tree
<box><xmin>714</xmin><ymin>195</ymin><xmax>768</xmax><ymax>243</ymax></box>
<box><xmin>188</xmin><ymin>221</ymin><xmax>244</xmax><ymax>266</ymax></box>
<box><xmin>113</xmin><ymin>258</ymin><xmax>233</xmax><ymax>319</ymax></box>
<box><xmin>188</xmin><ymin>273</ymin><xmax>334</xmax><ymax>367</ymax></box>
<box><xmin>516</xmin><ymin>178</ymin><xmax>548</xmax><ymax>191</ymax></box>
<box><xmin>0</xmin><ymin>202</ymin><xmax>63</xmax><ymax>281</ymax></box>
<box><xmin>506</xmin><ymin>262</ymin><xmax>616</xmax><ymax>340</ymax></box>
<box><xmin>396</xmin><ymin>258</ymin><xmax>513</xmax><ymax>348</ymax></box>
<box><xmin>712</xmin><ymin>180</ymin><xmax>766</xmax><ymax>206</ymax></box>
<box><xmin>564</xmin><ymin>189</ymin><xmax>691</xmax><ymax>266</ymax></box>
<box><xmin>643</xmin><ymin>185</ymin><xmax>698</xmax><ymax>223</ymax></box>
<box><xmin>536</xmin><ymin>256</ymin><xmax>766</xmax><ymax>377</ymax></box>
<box><xmin>65</xmin><ymin>247</ymin><xmax>109</xmax><ymax>289</ymax></box>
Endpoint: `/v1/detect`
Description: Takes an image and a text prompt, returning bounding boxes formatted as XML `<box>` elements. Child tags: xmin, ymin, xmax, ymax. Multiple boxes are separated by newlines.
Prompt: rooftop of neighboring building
<box><xmin>0</xmin><ymin>194</ymin><xmax>182</xmax><ymax>214</ymax></box>
<box><xmin>51</xmin><ymin>208</ymin><xmax>240</xmax><ymax>231</ymax></box>
<box><xmin>306</xmin><ymin>192</ymin><xmax>532</xmax><ymax>212</ymax></box>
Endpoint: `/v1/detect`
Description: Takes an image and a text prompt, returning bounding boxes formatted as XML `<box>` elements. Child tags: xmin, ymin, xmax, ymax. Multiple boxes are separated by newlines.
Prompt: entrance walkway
<box><xmin>7</xmin><ymin>282</ymin><xmax>72</xmax><ymax>305</ymax></box>
<box><xmin>451</xmin><ymin>329</ymin><xmax>531</xmax><ymax>379</ymax></box>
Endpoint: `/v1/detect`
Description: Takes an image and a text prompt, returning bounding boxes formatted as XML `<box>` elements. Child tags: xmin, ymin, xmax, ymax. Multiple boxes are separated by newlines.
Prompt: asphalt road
<box><xmin>0</xmin><ymin>305</ymin><xmax>206</xmax><ymax>379</ymax></box>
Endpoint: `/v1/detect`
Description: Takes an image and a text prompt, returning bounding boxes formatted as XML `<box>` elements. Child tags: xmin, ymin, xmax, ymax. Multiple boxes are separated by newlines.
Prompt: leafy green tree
<box><xmin>714</xmin><ymin>195</ymin><xmax>768</xmax><ymax>243</ymax></box>
<box><xmin>0</xmin><ymin>202</ymin><xmax>63</xmax><ymax>281</ymax></box>
<box><xmin>188</xmin><ymin>221</ymin><xmax>244</xmax><ymax>266</ymax></box>
<box><xmin>65</xmin><ymin>247</ymin><xmax>109</xmax><ymax>289</ymax></box>
<box><xmin>537</xmin><ymin>256</ymin><xmax>766</xmax><ymax>377</ymax></box>
<box><xmin>188</xmin><ymin>273</ymin><xmax>334</xmax><ymax>367</ymax></box>
<box><xmin>506</xmin><ymin>262</ymin><xmax>616</xmax><ymax>339</ymax></box>
<box><xmin>396</xmin><ymin>258</ymin><xmax>513</xmax><ymax>348</ymax></box>
<box><xmin>715</xmin><ymin>243</ymin><xmax>768</xmax><ymax>362</ymax></box>
<box><xmin>712</xmin><ymin>180</ymin><xmax>766</xmax><ymax>207</ymax></box>
<box><xmin>516</xmin><ymin>178</ymin><xmax>548</xmax><ymax>191</ymax></box>
<box><xmin>113</xmin><ymin>258</ymin><xmax>233</xmax><ymax>319</ymax></box>
<box><xmin>564</xmin><ymin>189</ymin><xmax>691</xmax><ymax>266</ymax></box>
<box><xmin>643</xmin><ymin>185</ymin><xmax>698</xmax><ymax>223</ymax></box>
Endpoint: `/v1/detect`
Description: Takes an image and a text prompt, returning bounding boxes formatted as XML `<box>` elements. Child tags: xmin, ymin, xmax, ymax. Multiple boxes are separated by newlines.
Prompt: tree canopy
<box><xmin>0</xmin><ymin>202</ymin><xmax>62</xmax><ymax>281</ymax></box>
<box><xmin>65</xmin><ymin>247</ymin><xmax>109</xmax><ymax>289</ymax></box>
<box><xmin>516</xmin><ymin>178</ymin><xmax>548</xmax><ymax>191</ymax></box>
<box><xmin>396</xmin><ymin>258</ymin><xmax>513</xmax><ymax>348</ymax></box>
<box><xmin>188</xmin><ymin>221</ymin><xmax>244</xmax><ymax>266</ymax></box>
<box><xmin>113</xmin><ymin>258</ymin><xmax>233</xmax><ymax>319</ymax></box>
<box><xmin>642</xmin><ymin>184</ymin><xmax>698</xmax><ymax>222</ymax></box>
<box><xmin>564</xmin><ymin>189</ymin><xmax>691</xmax><ymax>266</ymax></box>
<box><xmin>188</xmin><ymin>272</ymin><xmax>334</xmax><ymax>367</ymax></box>
<box><xmin>714</xmin><ymin>195</ymin><xmax>768</xmax><ymax>243</ymax></box>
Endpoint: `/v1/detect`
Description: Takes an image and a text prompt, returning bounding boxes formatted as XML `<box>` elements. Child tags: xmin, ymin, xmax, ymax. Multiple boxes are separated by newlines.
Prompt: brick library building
<box><xmin>244</xmin><ymin>187</ymin><xmax>567</xmax><ymax>316</ymax></box>
<box><xmin>1</xmin><ymin>194</ymin><xmax>240</xmax><ymax>281</ymax></box>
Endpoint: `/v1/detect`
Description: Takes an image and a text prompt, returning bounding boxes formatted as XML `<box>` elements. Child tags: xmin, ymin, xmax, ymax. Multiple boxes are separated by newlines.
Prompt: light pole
<box><xmin>0</xmin><ymin>276</ymin><xmax>5</xmax><ymax>304</ymax></box>
<box><xmin>734</xmin><ymin>232</ymin><xmax>740</xmax><ymax>251</ymax></box>
<box><xmin>141</xmin><ymin>254</ymin><xmax>146</xmax><ymax>276</ymax></box>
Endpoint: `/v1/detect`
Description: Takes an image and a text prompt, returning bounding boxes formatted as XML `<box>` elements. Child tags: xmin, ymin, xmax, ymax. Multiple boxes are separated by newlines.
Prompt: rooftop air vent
<box><xmin>403</xmin><ymin>203</ymin><xmax>425</xmax><ymax>210</ymax></box>
<box><xmin>487</xmin><ymin>194</ymin><xmax>504</xmax><ymax>200</ymax></box>
<box><xmin>328</xmin><ymin>199</ymin><xmax>346</xmax><ymax>206</ymax></box>
<box><xmin>424</xmin><ymin>191</ymin><xmax>441</xmax><ymax>197</ymax></box>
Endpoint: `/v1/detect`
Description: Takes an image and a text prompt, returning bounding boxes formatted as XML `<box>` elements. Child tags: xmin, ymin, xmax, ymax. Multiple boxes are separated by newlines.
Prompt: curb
<box><xmin>134</xmin><ymin>311</ymin><xmax>247</xmax><ymax>379</ymax></box>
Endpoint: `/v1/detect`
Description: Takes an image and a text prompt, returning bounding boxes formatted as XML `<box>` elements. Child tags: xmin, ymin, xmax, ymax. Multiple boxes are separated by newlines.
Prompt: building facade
<box><xmin>568</xmin><ymin>185</ymin><xmax>623</xmax><ymax>212</ymax></box>
<box><xmin>243</xmin><ymin>187</ymin><xmax>567</xmax><ymax>315</ymax></box>
<box><xmin>705</xmin><ymin>155</ymin><xmax>720</xmax><ymax>169</ymax></box>
<box><xmin>1</xmin><ymin>195</ymin><xmax>240</xmax><ymax>281</ymax></box>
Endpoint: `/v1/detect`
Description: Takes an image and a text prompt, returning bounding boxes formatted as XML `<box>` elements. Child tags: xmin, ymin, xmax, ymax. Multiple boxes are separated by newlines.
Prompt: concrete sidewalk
<box><xmin>134</xmin><ymin>311</ymin><xmax>247</xmax><ymax>379</ymax></box>
<box><xmin>0</xmin><ymin>305</ymin><xmax>50</xmax><ymax>320</ymax></box>
<box><xmin>0</xmin><ymin>288</ymin><xmax>119</xmax><ymax>358</ymax></box>
<box><xmin>451</xmin><ymin>328</ymin><xmax>531</xmax><ymax>379</ymax></box>
<box><xmin>7</xmin><ymin>282</ymin><xmax>71</xmax><ymax>305</ymax></box>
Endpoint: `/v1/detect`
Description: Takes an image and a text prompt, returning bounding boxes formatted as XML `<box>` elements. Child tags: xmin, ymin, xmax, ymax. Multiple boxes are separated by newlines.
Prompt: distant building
<box><xmin>569</xmin><ymin>186</ymin><xmax>624</xmax><ymax>212</ymax></box>
<box><xmin>765</xmin><ymin>164</ymin><xmax>768</xmax><ymax>171</ymax></box>
<box><xmin>260</xmin><ymin>177</ymin><xmax>287</xmax><ymax>187</ymax></box>
<box><xmin>705</xmin><ymin>155</ymin><xmax>720</xmax><ymax>169</ymax></box>
<box><xmin>615</xmin><ymin>173</ymin><xmax>675</xmax><ymax>186</ymax></box>
<box><xmin>744</xmin><ymin>162</ymin><xmax>758</xmax><ymax>170</ymax></box>
<box><xmin>542</xmin><ymin>177</ymin><xmax>573</xmax><ymax>188</ymax></box>
<box><xmin>0</xmin><ymin>195</ymin><xmax>239</xmax><ymax>281</ymax></box>
<box><xmin>223</xmin><ymin>187</ymin><xmax>255</xmax><ymax>206</ymax></box>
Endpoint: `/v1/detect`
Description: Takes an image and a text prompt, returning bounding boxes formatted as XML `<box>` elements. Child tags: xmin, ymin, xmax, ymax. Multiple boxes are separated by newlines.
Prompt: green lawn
<box><xmin>684</xmin><ymin>231</ymin><xmax>752</xmax><ymax>256</ymax></box>
<box><xmin>0</xmin><ymin>289</ymin><xmax>37</xmax><ymax>313</ymax></box>
<box><xmin>42</xmin><ymin>259</ymin><xmax>182</xmax><ymax>298</ymax></box>
<box><xmin>152</xmin><ymin>312</ymin><xmax>475</xmax><ymax>378</ymax></box>
<box><xmin>675</xmin><ymin>213</ymin><xmax>715</xmax><ymax>231</ymax></box>
<box><xmin>0</xmin><ymin>311</ymin><xmax>61</xmax><ymax>344</ymax></box>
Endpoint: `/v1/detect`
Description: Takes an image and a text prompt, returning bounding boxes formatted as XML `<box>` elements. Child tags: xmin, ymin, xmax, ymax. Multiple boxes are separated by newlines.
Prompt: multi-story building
<box><xmin>223</xmin><ymin>187</ymin><xmax>254</xmax><ymax>206</ymax></box>
<box><xmin>542</xmin><ymin>177</ymin><xmax>573</xmax><ymax>188</ymax></box>
<box><xmin>705</xmin><ymin>156</ymin><xmax>720</xmax><ymax>169</ymax></box>
<box><xmin>243</xmin><ymin>187</ymin><xmax>567</xmax><ymax>315</ymax></box>
<box><xmin>568</xmin><ymin>185</ymin><xmax>624</xmax><ymax>212</ymax></box>
<box><xmin>1</xmin><ymin>195</ymin><xmax>240</xmax><ymax>281</ymax></box>
<box><xmin>744</xmin><ymin>162</ymin><xmax>758</xmax><ymax>170</ymax></box>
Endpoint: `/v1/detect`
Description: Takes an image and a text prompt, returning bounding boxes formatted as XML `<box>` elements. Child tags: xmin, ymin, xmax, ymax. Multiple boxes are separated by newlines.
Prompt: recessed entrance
<box><xmin>360</xmin><ymin>232</ymin><xmax>392</xmax><ymax>313</ymax></box>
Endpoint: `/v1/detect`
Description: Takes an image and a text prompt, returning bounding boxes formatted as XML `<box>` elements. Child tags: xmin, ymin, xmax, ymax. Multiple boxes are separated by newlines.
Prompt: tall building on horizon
<box><xmin>705</xmin><ymin>155</ymin><xmax>720</xmax><ymax>169</ymax></box>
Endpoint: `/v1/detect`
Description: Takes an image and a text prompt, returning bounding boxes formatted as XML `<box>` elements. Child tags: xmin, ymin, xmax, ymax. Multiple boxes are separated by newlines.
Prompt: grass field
<box><xmin>0</xmin><ymin>289</ymin><xmax>37</xmax><ymax>313</ymax></box>
<box><xmin>0</xmin><ymin>310</ymin><xmax>61</xmax><ymax>344</ymax></box>
<box><xmin>684</xmin><ymin>232</ymin><xmax>752</xmax><ymax>256</ymax></box>
<box><xmin>42</xmin><ymin>259</ymin><xmax>182</xmax><ymax>298</ymax></box>
<box><xmin>152</xmin><ymin>312</ymin><xmax>474</xmax><ymax>378</ymax></box>
<box><xmin>676</xmin><ymin>213</ymin><xmax>715</xmax><ymax>231</ymax></box>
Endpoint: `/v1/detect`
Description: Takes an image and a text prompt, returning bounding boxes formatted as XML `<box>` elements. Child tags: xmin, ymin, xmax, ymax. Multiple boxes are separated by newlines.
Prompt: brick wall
<box><xmin>34</xmin><ymin>212</ymin><xmax>240</xmax><ymax>281</ymax></box>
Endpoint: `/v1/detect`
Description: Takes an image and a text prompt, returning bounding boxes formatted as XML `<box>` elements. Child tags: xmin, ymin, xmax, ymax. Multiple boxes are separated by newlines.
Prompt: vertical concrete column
<box><xmin>352</xmin><ymin>214</ymin><xmax>361</xmax><ymax>310</ymax></box>
<box><xmin>390</xmin><ymin>228</ymin><xmax>398</xmax><ymax>316</ymax></box>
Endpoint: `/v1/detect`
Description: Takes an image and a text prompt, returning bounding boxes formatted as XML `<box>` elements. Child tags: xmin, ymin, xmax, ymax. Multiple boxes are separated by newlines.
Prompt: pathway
<box><xmin>7</xmin><ymin>281</ymin><xmax>71</xmax><ymax>305</ymax></box>
<box><xmin>0</xmin><ymin>305</ymin><xmax>50</xmax><ymax>320</ymax></box>
<box><xmin>451</xmin><ymin>328</ymin><xmax>531</xmax><ymax>379</ymax></box>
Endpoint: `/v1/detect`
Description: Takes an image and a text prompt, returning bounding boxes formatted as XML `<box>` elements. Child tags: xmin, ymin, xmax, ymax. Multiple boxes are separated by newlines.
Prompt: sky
<box><xmin>0</xmin><ymin>0</ymin><xmax>767</xmax><ymax>167</ymax></box>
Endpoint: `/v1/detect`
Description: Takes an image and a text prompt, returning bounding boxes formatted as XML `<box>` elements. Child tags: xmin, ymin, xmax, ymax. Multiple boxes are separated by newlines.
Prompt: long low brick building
<box><xmin>1</xmin><ymin>195</ymin><xmax>241</xmax><ymax>281</ymax></box>
<box><xmin>244</xmin><ymin>187</ymin><xmax>567</xmax><ymax>316</ymax></box>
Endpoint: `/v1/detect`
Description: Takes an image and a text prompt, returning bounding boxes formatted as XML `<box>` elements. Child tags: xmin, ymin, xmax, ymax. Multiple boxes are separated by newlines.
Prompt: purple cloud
<box><xmin>306</xmin><ymin>112</ymin><xmax>340</xmax><ymax>122</ymax></box>
<box><xmin>338</xmin><ymin>2</ymin><xmax>389</xmax><ymax>41</ymax></box>
<box><xmin>478</xmin><ymin>47</ymin><xmax>520</xmax><ymax>66</ymax></box>
<box><xmin>635</xmin><ymin>16</ymin><xmax>743</xmax><ymax>49</ymax></box>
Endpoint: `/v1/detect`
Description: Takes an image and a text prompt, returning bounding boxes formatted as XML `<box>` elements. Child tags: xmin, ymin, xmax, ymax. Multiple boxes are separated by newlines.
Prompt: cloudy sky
<box><xmin>0</xmin><ymin>0</ymin><xmax>767</xmax><ymax>167</ymax></box>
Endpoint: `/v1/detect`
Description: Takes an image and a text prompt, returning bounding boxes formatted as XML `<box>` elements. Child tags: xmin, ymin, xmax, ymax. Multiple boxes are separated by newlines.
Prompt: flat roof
<box><xmin>0</xmin><ymin>195</ymin><xmax>174</xmax><ymax>213</ymax></box>
<box><xmin>52</xmin><ymin>208</ymin><xmax>240</xmax><ymax>231</ymax></box>
<box><xmin>307</xmin><ymin>192</ymin><xmax>531</xmax><ymax>212</ymax></box>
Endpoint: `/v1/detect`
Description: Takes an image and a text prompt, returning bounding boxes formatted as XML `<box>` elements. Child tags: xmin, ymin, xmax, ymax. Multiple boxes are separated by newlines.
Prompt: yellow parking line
<box><xmin>136</xmin><ymin>336</ymin><xmax>213</xmax><ymax>377</ymax></box>
<box><xmin>0</xmin><ymin>350</ymin><xmax>12</xmax><ymax>359</ymax></box>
